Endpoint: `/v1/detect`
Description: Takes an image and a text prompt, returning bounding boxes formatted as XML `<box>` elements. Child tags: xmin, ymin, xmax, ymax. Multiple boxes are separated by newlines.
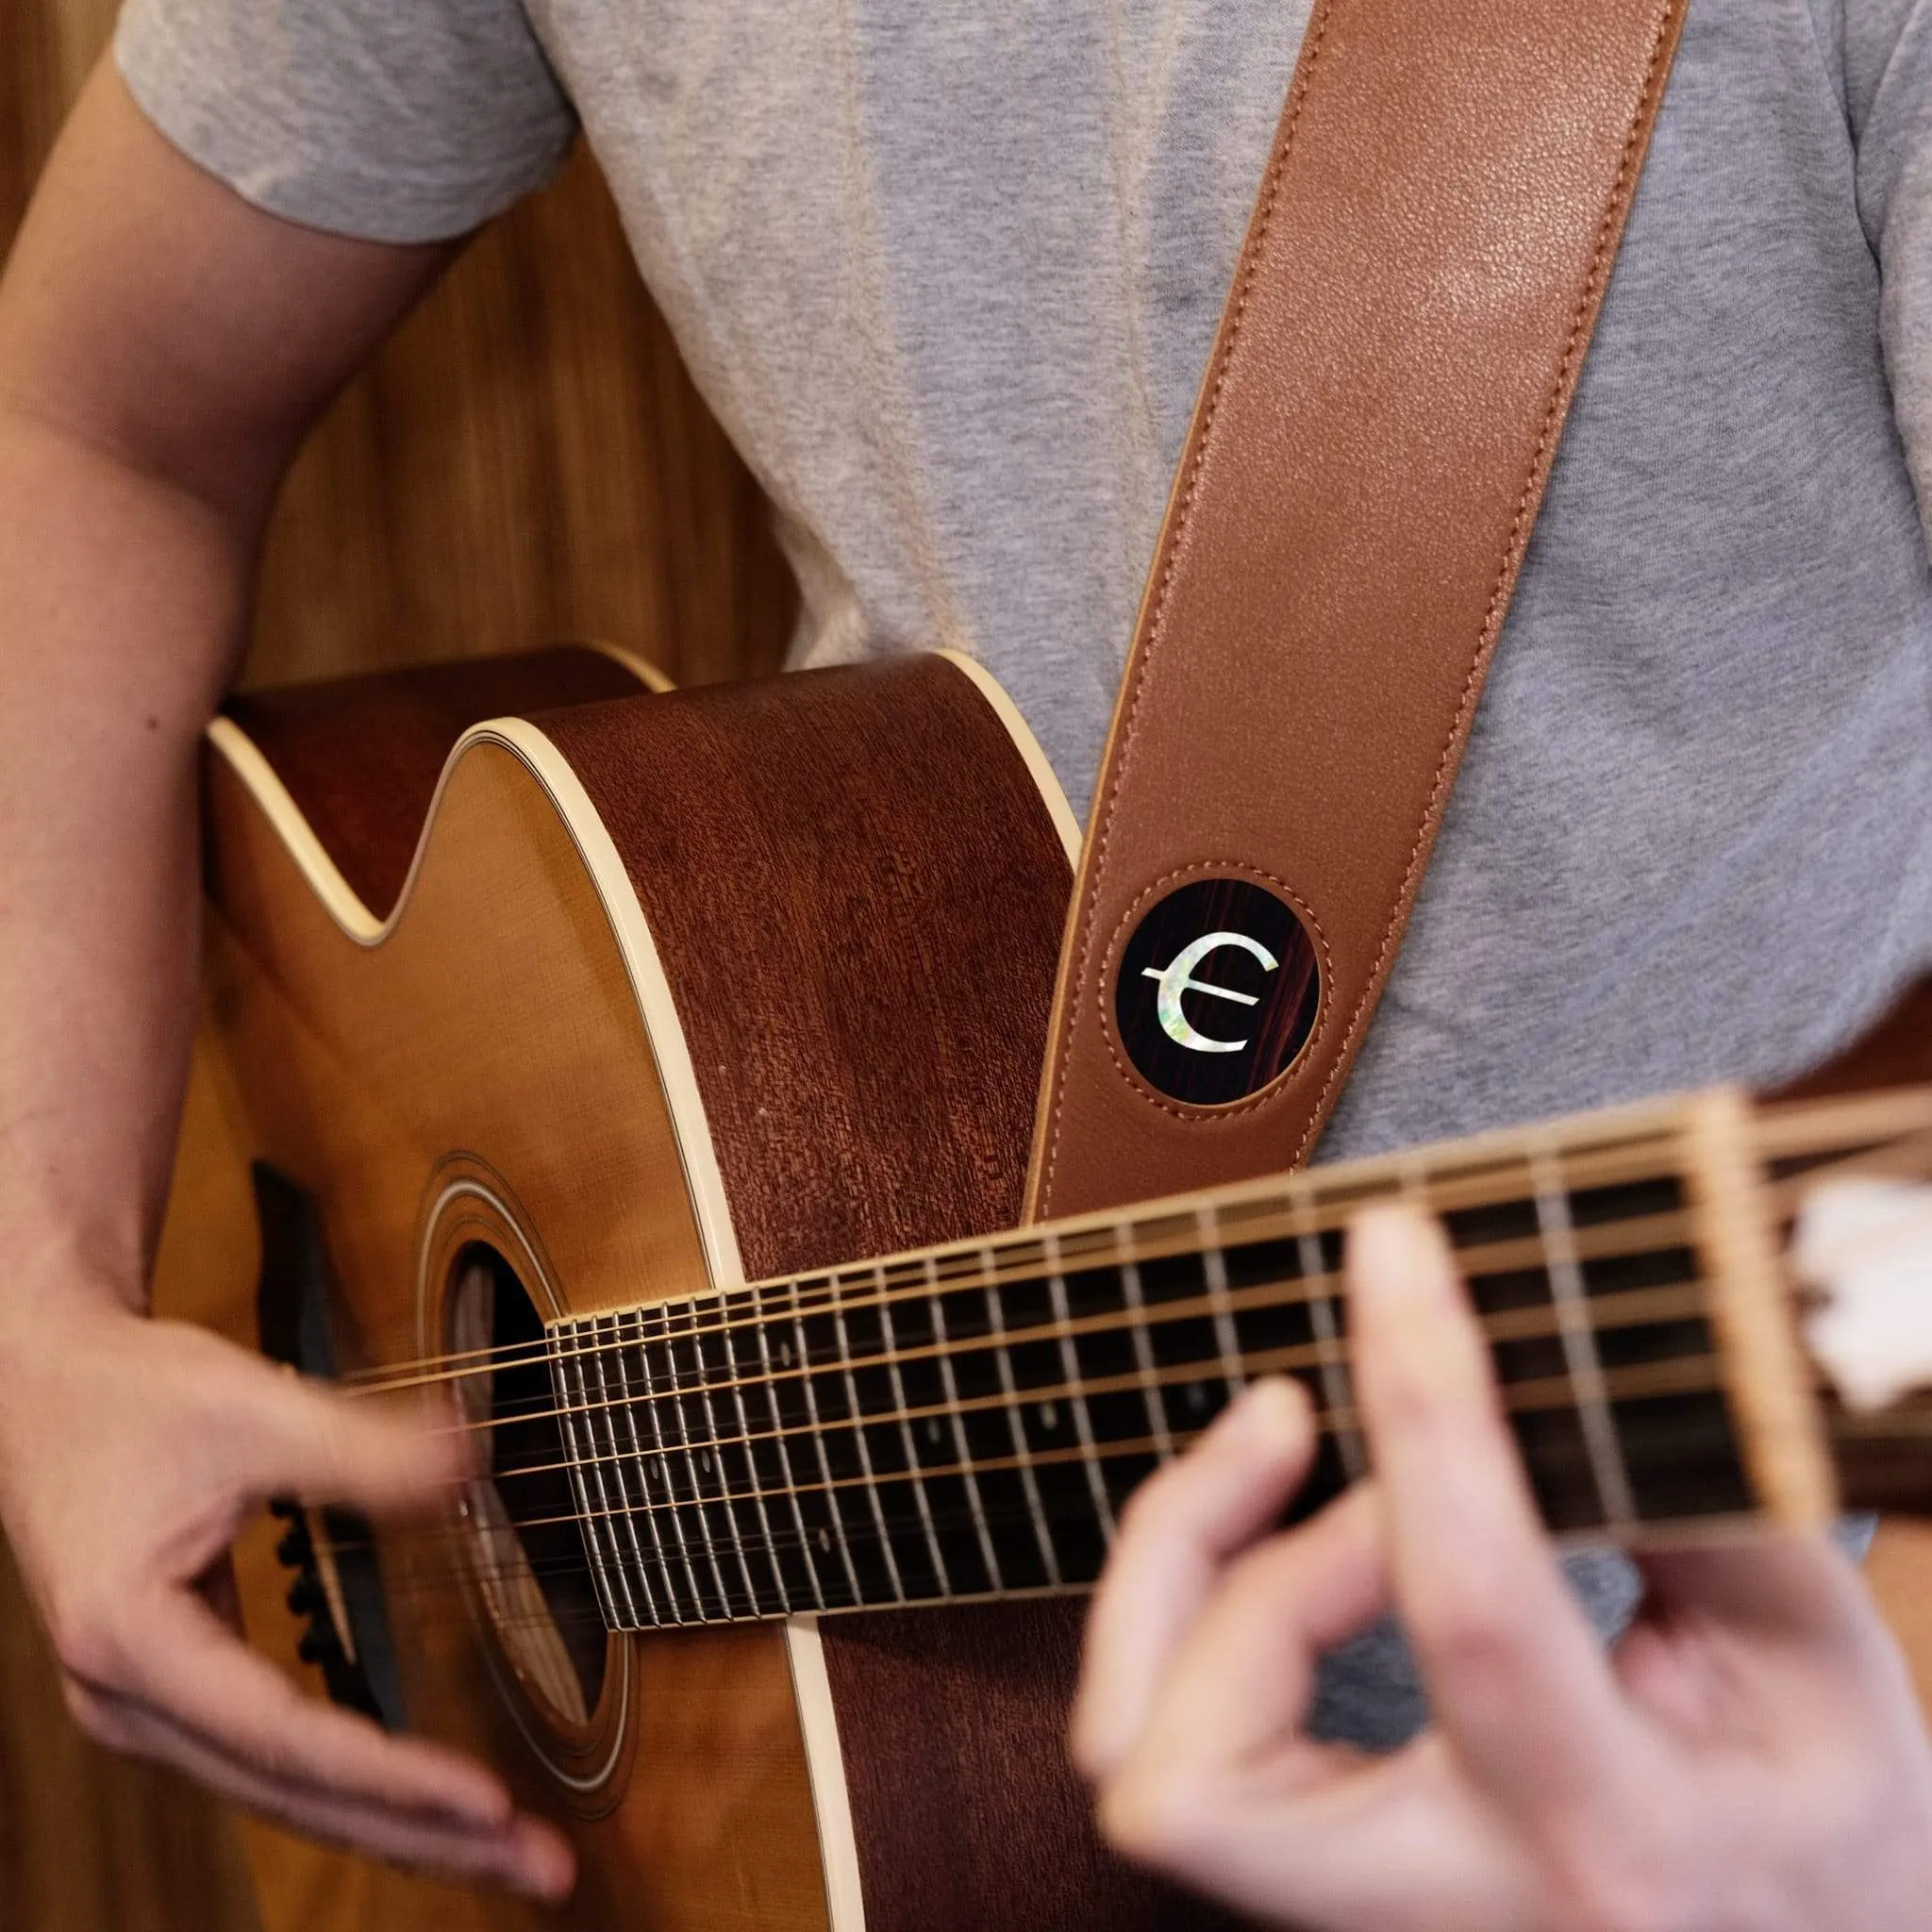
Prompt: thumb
<box><xmin>239</xmin><ymin>1367</ymin><xmax>475</xmax><ymax>1517</ymax></box>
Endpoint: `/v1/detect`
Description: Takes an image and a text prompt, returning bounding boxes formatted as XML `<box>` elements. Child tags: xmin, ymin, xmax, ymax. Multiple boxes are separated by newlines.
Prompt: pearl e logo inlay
<box><xmin>1114</xmin><ymin>877</ymin><xmax>1321</xmax><ymax>1107</ymax></box>
<box><xmin>1141</xmin><ymin>930</ymin><xmax>1279</xmax><ymax>1054</ymax></box>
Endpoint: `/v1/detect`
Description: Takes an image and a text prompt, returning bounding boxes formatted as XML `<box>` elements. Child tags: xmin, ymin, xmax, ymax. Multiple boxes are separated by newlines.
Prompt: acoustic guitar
<box><xmin>188</xmin><ymin>641</ymin><xmax>1932</xmax><ymax>1932</ymax></box>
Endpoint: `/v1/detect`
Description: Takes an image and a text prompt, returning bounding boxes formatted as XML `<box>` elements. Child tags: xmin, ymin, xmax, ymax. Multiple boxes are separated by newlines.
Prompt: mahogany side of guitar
<box><xmin>193</xmin><ymin>645</ymin><xmax>1233</xmax><ymax>1932</ymax></box>
<box><xmin>537</xmin><ymin>670</ymin><xmax>1237</xmax><ymax>1932</ymax></box>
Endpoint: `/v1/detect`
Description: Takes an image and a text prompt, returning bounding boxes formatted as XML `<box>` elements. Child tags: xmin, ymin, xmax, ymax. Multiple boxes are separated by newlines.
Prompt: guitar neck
<box><xmin>542</xmin><ymin>1085</ymin><xmax>1932</xmax><ymax>1632</ymax></box>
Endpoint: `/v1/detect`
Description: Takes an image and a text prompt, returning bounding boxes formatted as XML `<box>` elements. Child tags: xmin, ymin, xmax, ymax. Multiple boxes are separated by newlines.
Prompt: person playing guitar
<box><xmin>4</xmin><ymin>3</ymin><xmax>1932</xmax><ymax>1926</ymax></box>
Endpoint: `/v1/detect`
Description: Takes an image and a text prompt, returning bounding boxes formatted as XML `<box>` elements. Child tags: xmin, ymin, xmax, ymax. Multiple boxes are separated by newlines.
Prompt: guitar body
<box><xmin>183</xmin><ymin>646</ymin><xmax>1226</xmax><ymax>1930</ymax></box>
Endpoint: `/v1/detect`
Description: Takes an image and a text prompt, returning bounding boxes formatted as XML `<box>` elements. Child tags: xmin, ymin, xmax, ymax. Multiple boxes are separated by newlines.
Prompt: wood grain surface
<box><xmin>199</xmin><ymin>694</ymin><xmax>838</xmax><ymax>1932</ymax></box>
<box><xmin>544</xmin><ymin>657</ymin><xmax>1248</xmax><ymax>1931</ymax></box>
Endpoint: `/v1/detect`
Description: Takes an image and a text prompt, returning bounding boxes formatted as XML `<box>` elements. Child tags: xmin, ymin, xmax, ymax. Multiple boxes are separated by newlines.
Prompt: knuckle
<box><xmin>1542</xmin><ymin>1811</ymin><xmax>1688</xmax><ymax>1932</ymax></box>
<box><xmin>46</xmin><ymin>1600</ymin><xmax>126</xmax><ymax>1691</ymax></box>
<box><xmin>1547</xmin><ymin>1867</ymin><xmax>1672</xmax><ymax>1932</ymax></box>
<box><xmin>1417</xmin><ymin>1590</ymin><xmax>1524</xmax><ymax>1683</ymax></box>
<box><xmin>58</xmin><ymin>1675</ymin><xmax>125</xmax><ymax>1750</ymax></box>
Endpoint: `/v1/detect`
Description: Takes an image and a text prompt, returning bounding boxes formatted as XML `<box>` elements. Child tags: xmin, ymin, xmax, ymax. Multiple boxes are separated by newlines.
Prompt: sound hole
<box><xmin>446</xmin><ymin>1244</ymin><xmax>608</xmax><ymax>1724</ymax></box>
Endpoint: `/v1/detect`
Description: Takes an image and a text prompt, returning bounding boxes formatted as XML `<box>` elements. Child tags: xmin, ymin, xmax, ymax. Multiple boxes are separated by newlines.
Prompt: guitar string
<box><xmin>311</xmin><ymin>1347</ymin><xmax>1747</xmax><ymax>1606</ymax></box>
<box><xmin>339</xmin><ymin>1203</ymin><xmax>1707</xmax><ymax>1421</ymax></box>
<box><xmin>328</xmin><ymin>1243</ymin><xmax>1719</xmax><ymax>1491</ymax></box>
<box><xmin>308</xmin><ymin>1396</ymin><xmax>1776</xmax><ymax>1636</ymax></box>
<box><xmin>338</xmin><ymin>1376</ymin><xmax>1894</xmax><ymax>1644</ymax></box>
<box><xmin>363</xmin><ymin>1274</ymin><xmax>1721</xmax><ymax>1502</ymax></box>
<box><xmin>285</xmin><ymin>1110</ymin><xmax>1932</xmax><ymax>1640</ymax></box>
<box><xmin>337</xmin><ymin>1123</ymin><xmax>1698</xmax><ymax>1393</ymax></box>
<box><xmin>349</xmin><ymin>1276</ymin><xmax>1928</xmax><ymax>1631</ymax></box>
<box><xmin>331</xmin><ymin>1093</ymin><xmax>1932</xmax><ymax>1398</ymax></box>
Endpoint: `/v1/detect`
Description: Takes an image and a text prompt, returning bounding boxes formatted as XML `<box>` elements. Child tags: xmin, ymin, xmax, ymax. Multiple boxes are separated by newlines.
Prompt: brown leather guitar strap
<box><xmin>1027</xmin><ymin>0</ymin><xmax>1690</xmax><ymax>1220</ymax></box>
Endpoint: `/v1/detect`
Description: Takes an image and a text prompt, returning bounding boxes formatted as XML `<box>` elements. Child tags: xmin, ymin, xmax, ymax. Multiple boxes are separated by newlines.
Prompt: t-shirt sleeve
<box><xmin>115</xmin><ymin>0</ymin><xmax>577</xmax><ymax>243</ymax></box>
<box><xmin>1849</xmin><ymin>0</ymin><xmax>1932</xmax><ymax>547</ymax></box>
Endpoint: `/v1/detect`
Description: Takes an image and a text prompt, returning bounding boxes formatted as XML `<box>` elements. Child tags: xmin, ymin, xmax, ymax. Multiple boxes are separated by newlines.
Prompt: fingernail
<box><xmin>1224</xmin><ymin>1376</ymin><xmax>1309</xmax><ymax>1455</ymax></box>
<box><xmin>1351</xmin><ymin>1203</ymin><xmax>1452</xmax><ymax>1306</ymax></box>
<box><xmin>512</xmin><ymin>1821</ymin><xmax>576</xmax><ymax>1902</ymax></box>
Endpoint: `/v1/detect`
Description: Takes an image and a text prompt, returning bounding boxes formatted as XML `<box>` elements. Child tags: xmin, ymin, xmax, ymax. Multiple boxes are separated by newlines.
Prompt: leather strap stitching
<box><xmin>1284</xmin><ymin>0</ymin><xmax>1683</xmax><ymax>1170</ymax></box>
<box><xmin>1036</xmin><ymin>0</ymin><xmax>1337</xmax><ymax>1208</ymax></box>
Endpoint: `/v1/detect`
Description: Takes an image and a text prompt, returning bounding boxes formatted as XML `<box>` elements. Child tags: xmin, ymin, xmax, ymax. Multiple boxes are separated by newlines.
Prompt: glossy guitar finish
<box><xmin>192</xmin><ymin>644</ymin><xmax>1224</xmax><ymax>1931</ymax></box>
<box><xmin>185</xmin><ymin>644</ymin><xmax>1932</xmax><ymax>1932</ymax></box>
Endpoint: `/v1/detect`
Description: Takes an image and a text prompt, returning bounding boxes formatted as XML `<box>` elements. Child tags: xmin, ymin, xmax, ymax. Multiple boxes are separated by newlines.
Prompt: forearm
<box><xmin>0</xmin><ymin>58</ymin><xmax>456</xmax><ymax>1330</ymax></box>
<box><xmin>0</xmin><ymin>405</ymin><xmax>256</xmax><ymax>1315</ymax></box>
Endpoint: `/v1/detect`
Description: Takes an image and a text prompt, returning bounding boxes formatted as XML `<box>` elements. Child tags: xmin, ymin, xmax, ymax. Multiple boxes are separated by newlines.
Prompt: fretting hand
<box><xmin>1072</xmin><ymin>1204</ymin><xmax>1932</xmax><ymax>1932</ymax></box>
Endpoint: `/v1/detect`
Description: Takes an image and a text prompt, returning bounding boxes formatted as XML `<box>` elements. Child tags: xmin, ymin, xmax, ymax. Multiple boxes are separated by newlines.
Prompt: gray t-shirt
<box><xmin>116</xmin><ymin>0</ymin><xmax>1932</xmax><ymax>1744</ymax></box>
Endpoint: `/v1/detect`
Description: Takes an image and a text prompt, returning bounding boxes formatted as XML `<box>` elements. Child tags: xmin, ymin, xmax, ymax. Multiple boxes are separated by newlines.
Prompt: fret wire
<box><xmin>596</xmin><ymin>1311</ymin><xmax>668</xmax><ymax>1627</ymax></box>
<box><xmin>1530</xmin><ymin>1142</ymin><xmax>1638</xmax><ymax>1528</ymax></box>
<box><xmin>506</xmin><ymin>1276</ymin><xmax>1717</xmax><ymax>1500</ymax></box>
<box><xmin>1116</xmin><ymin>1225</ymin><xmax>1175</xmax><ymax>1460</ymax></box>
<box><xmin>681</xmin><ymin>1302</ymin><xmax>766</xmax><ymax>1614</ymax></box>
<box><xmin>575</xmin><ymin>1315</ymin><xmax>649</xmax><ymax>1627</ymax></box>
<box><xmin>632</xmin><ymin>1306</ymin><xmax>712</xmax><ymax>1619</ymax></box>
<box><xmin>655</xmin><ymin>1301</ymin><xmax>740</xmax><ymax>1616</ymax></box>
<box><xmin>1292</xmin><ymin>1184</ymin><xmax>1363</xmax><ymax>1483</ymax></box>
<box><xmin>1197</xmin><ymin>1204</ymin><xmax>1247</xmax><ymax>1398</ymax></box>
<box><xmin>830</xmin><ymin>1282</ymin><xmax>908</xmax><ymax>1605</ymax></box>
<box><xmin>718</xmin><ymin>1293</ymin><xmax>792</xmax><ymax>1614</ymax></box>
<box><xmin>749</xmin><ymin>1305</ymin><xmax>827</xmax><ymax>1611</ymax></box>
<box><xmin>926</xmin><ymin>1255</ymin><xmax>1005</xmax><ymax>1591</ymax></box>
<box><xmin>546</xmin><ymin>1324</ymin><xmax>626</xmax><ymax>1628</ymax></box>
<box><xmin>874</xmin><ymin>1264</ymin><xmax>955</xmax><ymax>1599</ymax></box>
<box><xmin>788</xmin><ymin>1280</ymin><xmax>866</xmax><ymax>1605</ymax></box>
<box><xmin>497</xmin><ymin>1351</ymin><xmax>1740</xmax><ymax>1558</ymax></box>
<box><xmin>982</xmin><ymin>1244</ymin><xmax>1064</xmax><ymax>1588</ymax></box>
<box><xmin>1043</xmin><ymin>1230</ymin><xmax>1118</xmax><ymax>1541</ymax></box>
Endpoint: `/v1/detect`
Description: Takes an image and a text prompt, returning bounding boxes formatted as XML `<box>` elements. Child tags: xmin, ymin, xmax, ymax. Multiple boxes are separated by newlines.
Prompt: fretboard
<box><xmin>541</xmin><ymin>1087</ymin><xmax>1902</xmax><ymax>1632</ymax></box>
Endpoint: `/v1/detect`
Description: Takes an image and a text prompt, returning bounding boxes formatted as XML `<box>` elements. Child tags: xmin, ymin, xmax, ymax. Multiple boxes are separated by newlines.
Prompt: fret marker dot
<box><xmin>1188</xmin><ymin>1382</ymin><xmax>1207</xmax><ymax>1412</ymax></box>
<box><xmin>926</xmin><ymin>1418</ymin><xmax>942</xmax><ymax>1445</ymax></box>
<box><xmin>818</xmin><ymin>1528</ymin><xmax>831</xmax><ymax>1553</ymax></box>
<box><xmin>700</xmin><ymin>1450</ymin><xmax>712</xmax><ymax>1474</ymax></box>
<box><xmin>780</xmin><ymin>1341</ymin><xmax>794</xmax><ymax>1367</ymax></box>
<box><xmin>1039</xmin><ymin>1402</ymin><xmax>1059</xmax><ymax>1430</ymax></box>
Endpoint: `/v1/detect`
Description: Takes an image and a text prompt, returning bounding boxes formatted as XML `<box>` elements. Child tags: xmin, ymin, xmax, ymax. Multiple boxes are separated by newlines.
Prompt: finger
<box><xmin>236</xmin><ymin>1365</ymin><xmax>474</xmax><ymax>1517</ymax></box>
<box><xmin>1347</xmin><ymin>1204</ymin><xmax>1630</xmax><ymax>1803</ymax></box>
<box><xmin>70</xmin><ymin>1677</ymin><xmax>574</xmax><ymax>1901</ymax></box>
<box><xmin>102</xmin><ymin>1585</ymin><xmax>513</xmax><ymax>1830</ymax></box>
<box><xmin>1623</xmin><ymin>1530</ymin><xmax>1912</xmax><ymax>1724</ymax></box>
<box><xmin>1097</xmin><ymin>1488</ymin><xmax>1447</xmax><ymax>1922</ymax></box>
<box><xmin>1117</xmin><ymin>1484</ymin><xmax>1387</xmax><ymax>1791</ymax></box>
<box><xmin>1072</xmin><ymin>1378</ymin><xmax>1316</xmax><ymax>1780</ymax></box>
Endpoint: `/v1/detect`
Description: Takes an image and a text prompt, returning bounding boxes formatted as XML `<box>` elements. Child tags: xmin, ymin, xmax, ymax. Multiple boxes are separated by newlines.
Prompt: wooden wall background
<box><xmin>2</xmin><ymin>4</ymin><xmax>792</xmax><ymax>1929</ymax></box>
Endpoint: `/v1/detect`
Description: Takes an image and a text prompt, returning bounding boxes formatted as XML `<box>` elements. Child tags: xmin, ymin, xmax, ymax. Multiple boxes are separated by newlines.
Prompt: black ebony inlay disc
<box><xmin>1114</xmin><ymin>877</ymin><xmax>1322</xmax><ymax>1107</ymax></box>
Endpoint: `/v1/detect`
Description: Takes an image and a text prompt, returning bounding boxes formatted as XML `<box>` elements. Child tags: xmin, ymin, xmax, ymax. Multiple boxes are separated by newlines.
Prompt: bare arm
<box><xmin>0</xmin><ymin>60</ymin><xmax>569</xmax><ymax>1895</ymax></box>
